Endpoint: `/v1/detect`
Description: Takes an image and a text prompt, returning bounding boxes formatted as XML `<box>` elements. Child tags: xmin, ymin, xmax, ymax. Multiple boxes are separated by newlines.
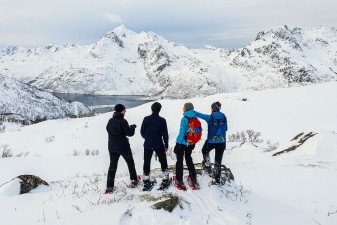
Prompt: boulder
<box><xmin>17</xmin><ymin>175</ymin><xmax>49</xmax><ymax>194</ymax></box>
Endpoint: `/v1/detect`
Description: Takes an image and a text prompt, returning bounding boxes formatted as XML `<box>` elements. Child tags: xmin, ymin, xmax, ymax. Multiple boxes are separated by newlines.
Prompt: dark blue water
<box><xmin>53</xmin><ymin>93</ymin><xmax>151</xmax><ymax>113</ymax></box>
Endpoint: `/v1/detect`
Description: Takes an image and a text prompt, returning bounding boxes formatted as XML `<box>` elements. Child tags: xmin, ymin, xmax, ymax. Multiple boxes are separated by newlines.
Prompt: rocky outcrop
<box><xmin>17</xmin><ymin>175</ymin><xmax>49</xmax><ymax>194</ymax></box>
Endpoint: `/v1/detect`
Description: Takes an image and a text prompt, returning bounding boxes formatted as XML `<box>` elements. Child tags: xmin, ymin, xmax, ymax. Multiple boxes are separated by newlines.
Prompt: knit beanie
<box><xmin>211</xmin><ymin>102</ymin><xmax>221</xmax><ymax>112</ymax></box>
<box><xmin>184</xmin><ymin>102</ymin><xmax>194</xmax><ymax>111</ymax></box>
<box><xmin>151</xmin><ymin>102</ymin><xmax>162</xmax><ymax>114</ymax></box>
<box><xmin>115</xmin><ymin>104</ymin><xmax>126</xmax><ymax>112</ymax></box>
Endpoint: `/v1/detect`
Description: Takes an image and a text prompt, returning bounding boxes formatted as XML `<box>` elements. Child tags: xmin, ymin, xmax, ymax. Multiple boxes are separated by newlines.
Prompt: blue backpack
<box><xmin>208</xmin><ymin>112</ymin><xmax>227</xmax><ymax>143</ymax></box>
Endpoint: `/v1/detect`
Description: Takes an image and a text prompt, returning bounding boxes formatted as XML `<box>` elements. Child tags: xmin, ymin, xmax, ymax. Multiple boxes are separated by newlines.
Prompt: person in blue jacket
<box><xmin>174</xmin><ymin>102</ymin><xmax>198</xmax><ymax>190</ymax></box>
<box><xmin>140</xmin><ymin>102</ymin><xmax>169</xmax><ymax>189</ymax></box>
<box><xmin>195</xmin><ymin>101</ymin><xmax>228</xmax><ymax>184</ymax></box>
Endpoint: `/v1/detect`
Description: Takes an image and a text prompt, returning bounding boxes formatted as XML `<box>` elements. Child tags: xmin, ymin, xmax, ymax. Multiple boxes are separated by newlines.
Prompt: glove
<box><xmin>130</xmin><ymin>124</ymin><xmax>137</xmax><ymax>129</ymax></box>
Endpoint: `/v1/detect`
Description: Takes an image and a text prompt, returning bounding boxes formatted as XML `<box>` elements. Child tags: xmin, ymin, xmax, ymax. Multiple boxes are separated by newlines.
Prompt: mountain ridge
<box><xmin>0</xmin><ymin>75</ymin><xmax>93</xmax><ymax>124</ymax></box>
<box><xmin>0</xmin><ymin>25</ymin><xmax>336</xmax><ymax>98</ymax></box>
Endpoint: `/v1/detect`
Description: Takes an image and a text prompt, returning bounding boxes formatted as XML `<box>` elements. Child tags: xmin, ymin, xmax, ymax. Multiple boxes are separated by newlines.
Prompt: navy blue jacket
<box><xmin>140</xmin><ymin>113</ymin><xmax>169</xmax><ymax>150</ymax></box>
<box><xmin>106</xmin><ymin>112</ymin><xmax>135</xmax><ymax>154</ymax></box>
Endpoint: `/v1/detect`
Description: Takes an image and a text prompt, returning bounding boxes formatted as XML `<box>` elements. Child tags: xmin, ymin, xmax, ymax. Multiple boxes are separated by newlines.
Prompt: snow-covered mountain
<box><xmin>0</xmin><ymin>25</ymin><xmax>337</xmax><ymax>98</ymax></box>
<box><xmin>0</xmin><ymin>75</ymin><xmax>93</xmax><ymax>124</ymax></box>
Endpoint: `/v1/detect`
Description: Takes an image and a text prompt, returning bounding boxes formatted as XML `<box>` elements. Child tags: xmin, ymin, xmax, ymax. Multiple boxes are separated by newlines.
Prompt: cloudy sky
<box><xmin>0</xmin><ymin>0</ymin><xmax>336</xmax><ymax>49</ymax></box>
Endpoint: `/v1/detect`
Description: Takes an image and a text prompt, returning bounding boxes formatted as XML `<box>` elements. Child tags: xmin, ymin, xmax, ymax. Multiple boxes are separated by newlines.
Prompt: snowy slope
<box><xmin>0</xmin><ymin>74</ymin><xmax>93</xmax><ymax>124</ymax></box>
<box><xmin>0</xmin><ymin>82</ymin><xmax>337</xmax><ymax>225</ymax></box>
<box><xmin>1</xmin><ymin>25</ymin><xmax>336</xmax><ymax>98</ymax></box>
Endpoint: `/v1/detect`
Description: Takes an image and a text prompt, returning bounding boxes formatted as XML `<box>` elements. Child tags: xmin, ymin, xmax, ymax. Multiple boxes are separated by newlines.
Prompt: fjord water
<box><xmin>53</xmin><ymin>93</ymin><xmax>151</xmax><ymax>113</ymax></box>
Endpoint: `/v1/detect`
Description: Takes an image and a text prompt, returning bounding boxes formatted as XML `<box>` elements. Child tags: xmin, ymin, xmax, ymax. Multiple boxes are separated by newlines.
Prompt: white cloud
<box><xmin>0</xmin><ymin>0</ymin><xmax>336</xmax><ymax>48</ymax></box>
<box><xmin>104</xmin><ymin>13</ymin><xmax>123</xmax><ymax>24</ymax></box>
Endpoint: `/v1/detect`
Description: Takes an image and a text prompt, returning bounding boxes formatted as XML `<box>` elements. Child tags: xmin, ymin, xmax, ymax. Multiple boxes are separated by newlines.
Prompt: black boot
<box><xmin>211</xmin><ymin>163</ymin><xmax>223</xmax><ymax>185</ymax></box>
<box><xmin>202</xmin><ymin>154</ymin><xmax>212</xmax><ymax>175</ymax></box>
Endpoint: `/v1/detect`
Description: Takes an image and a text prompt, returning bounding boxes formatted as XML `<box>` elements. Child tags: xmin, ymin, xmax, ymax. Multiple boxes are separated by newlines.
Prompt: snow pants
<box><xmin>143</xmin><ymin>148</ymin><xmax>168</xmax><ymax>176</ymax></box>
<box><xmin>201</xmin><ymin>141</ymin><xmax>226</xmax><ymax>180</ymax></box>
<box><xmin>107</xmin><ymin>151</ymin><xmax>138</xmax><ymax>188</ymax></box>
<box><xmin>175</xmin><ymin>143</ymin><xmax>196</xmax><ymax>182</ymax></box>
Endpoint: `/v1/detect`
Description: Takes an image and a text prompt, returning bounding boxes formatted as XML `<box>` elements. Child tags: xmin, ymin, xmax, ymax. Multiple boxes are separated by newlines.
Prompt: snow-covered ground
<box><xmin>1</xmin><ymin>82</ymin><xmax>337</xmax><ymax>225</ymax></box>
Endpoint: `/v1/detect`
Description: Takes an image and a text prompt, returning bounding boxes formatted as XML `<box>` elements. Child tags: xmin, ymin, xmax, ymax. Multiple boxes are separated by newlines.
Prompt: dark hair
<box><xmin>151</xmin><ymin>102</ymin><xmax>162</xmax><ymax>113</ymax></box>
<box><xmin>115</xmin><ymin>104</ymin><xmax>126</xmax><ymax>112</ymax></box>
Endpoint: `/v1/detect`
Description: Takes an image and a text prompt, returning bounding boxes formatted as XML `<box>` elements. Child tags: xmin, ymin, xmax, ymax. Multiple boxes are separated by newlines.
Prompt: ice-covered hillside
<box><xmin>0</xmin><ymin>82</ymin><xmax>337</xmax><ymax>225</ymax></box>
<box><xmin>0</xmin><ymin>74</ymin><xmax>93</xmax><ymax>124</ymax></box>
<box><xmin>0</xmin><ymin>25</ymin><xmax>336</xmax><ymax>98</ymax></box>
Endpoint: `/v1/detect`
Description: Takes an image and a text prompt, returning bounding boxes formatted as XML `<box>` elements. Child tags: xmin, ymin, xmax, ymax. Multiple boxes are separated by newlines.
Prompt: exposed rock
<box><xmin>17</xmin><ymin>175</ymin><xmax>49</xmax><ymax>194</ymax></box>
<box><xmin>272</xmin><ymin>132</ymin><xmax>317</xmax><ymax>156</ymax></box>
<box><xmin>151</xmin><ymin>193</ymin><xmax>181</xmax><ymax>212</ymax></box>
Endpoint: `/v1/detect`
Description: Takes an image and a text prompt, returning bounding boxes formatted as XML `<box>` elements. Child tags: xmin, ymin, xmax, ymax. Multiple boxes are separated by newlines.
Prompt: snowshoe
<box><xmin>210</xmin><ymin>177</ymin><xmax>226</xmax><ymax>186</ymax></box>
<box><xmin>104</xmin><ymin>187</ymin><xmax>114</xmax><ymax>194</ymax></box>
<box><xmin>172</xmin><ymin>176</ymin><xmax>186</xmax><ymax>191</ymax></box>
<box><xmin>223</xmin><ymin>166</ymin><xmax>235</xmax><ymax>181</ymax></box>
<box><xmin>158</xmin><ymin>178</ymin><xmax>172</xmax><ymax>191</ymax></box>
<box><xmin>195</xmin><ymin>162</ymin><xmax>234</xmax><ymax>181</ymax></box>
<box><xmin>187</xmin><ymin>176</ymin><xmax>200</xmax><ymax>190</ymax></box>
<box><xmin>130</xmin><ymin>175</ymin><xmax>142</xmax><ymax>188</ymax></box>
<box><xmin>143</xmin><ymin>178</ymin><xmax>157</xmax><ymax>191</ymax></box>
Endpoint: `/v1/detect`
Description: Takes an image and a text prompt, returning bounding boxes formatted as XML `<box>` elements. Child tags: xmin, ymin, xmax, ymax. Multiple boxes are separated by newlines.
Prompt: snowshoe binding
<box><xmin>130</xmin><ymin>175</ymin><xmax>142</xmax><ymax>188</ymax></box>
<box><xmin>187</xmin><ymin>176</ymin><xmax>200</xmax><ymax>190</ymax></box>
<box><xmin>143</xmin><ymin>177</ymin><xmax>157</xmax><ymax>191</ymax></box>
<box><xmin>172</xmin><ymin>176</ymin><xmax>187</xmax><ymax>191</ymax></box>
<box><xmin>158</xmin><ymin>178</ymin><xmax>172</xmax><ymax>191</ymax></box>
<box><xmin>104</xmin><ymin>187</ymin><xmax>114</xmax><ymax>194</ymax></box>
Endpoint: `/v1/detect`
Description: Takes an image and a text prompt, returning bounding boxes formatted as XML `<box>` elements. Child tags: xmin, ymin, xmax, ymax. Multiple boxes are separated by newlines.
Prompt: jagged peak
<box><xmin>112</xmin><ymin>24</ymin><xmax>135</xmax><ymax>36</ymax></box>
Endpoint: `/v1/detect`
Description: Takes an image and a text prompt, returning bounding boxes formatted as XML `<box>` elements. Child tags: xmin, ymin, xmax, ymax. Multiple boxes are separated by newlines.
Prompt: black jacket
<box><xmin>106</xmin><ymin>112</ymin><xmax>135</xmax><ymax>154</ymax></box>
<box><xmin>140</xmin><ymin>113</ymin><xmax>169</xmax><ymax>150</ymax></box>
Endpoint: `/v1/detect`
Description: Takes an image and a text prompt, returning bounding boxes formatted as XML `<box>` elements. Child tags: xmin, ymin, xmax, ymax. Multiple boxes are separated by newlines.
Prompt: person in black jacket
<box><xmin>105</xmin><ymin>104</ymin><xmax>138</xmax><ymax>193</ymax></box>
<box><xmin>140</xmin><ymin>102</ymin><xmax>169</xmax><ymax>189</ymax></box>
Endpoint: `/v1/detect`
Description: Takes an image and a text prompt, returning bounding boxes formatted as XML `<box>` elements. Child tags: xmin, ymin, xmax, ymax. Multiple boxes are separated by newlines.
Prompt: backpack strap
<box><xmin>184</xmin><ymin>116</ymin><xmax>191</xmax><ymax>134</ymax></box>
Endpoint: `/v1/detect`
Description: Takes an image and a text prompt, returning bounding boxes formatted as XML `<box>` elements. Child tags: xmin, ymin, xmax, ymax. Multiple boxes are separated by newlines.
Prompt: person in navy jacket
<box><xmin>195</xmin><ymin>101</ymin><xmax>228</xmax><ymax>184</ymax></box>
<box><xmin>140</xmin><ymin>102</ymin><xmax>169</xmax><ymax>185</ymax></box>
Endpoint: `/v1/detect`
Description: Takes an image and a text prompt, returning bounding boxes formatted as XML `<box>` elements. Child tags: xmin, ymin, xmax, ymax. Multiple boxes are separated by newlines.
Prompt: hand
<box><xmin>130</xmin><ymin>124</ymin><xmax>137</xmax><ymax>129</ymax></box>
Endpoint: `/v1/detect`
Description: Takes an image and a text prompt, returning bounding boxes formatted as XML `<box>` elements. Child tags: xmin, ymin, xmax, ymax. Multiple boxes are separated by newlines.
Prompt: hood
<box><xmin>113</xmin><ymin>111</ymin><xmax>124</xmax><ymax>118</ymax></box>
<box><xmin>183</xmin><ymin>110</ymin><xmax>196</xmax><ymax>118</ymax></box>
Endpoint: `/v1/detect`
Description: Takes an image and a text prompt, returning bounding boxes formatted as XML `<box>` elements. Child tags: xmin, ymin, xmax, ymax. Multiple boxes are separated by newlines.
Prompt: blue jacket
<box><xmin>195</xmin><ymin>111</ymin><xmax>228</xmax><ymax>143</ymax></box>
<box><xmin>176</xmin><ymin>110</ymin><xmax>197</xmax><ymax>146</ymax></box>
<box><xmin>141</xmin><ymin>113</ymin><xmax>169</xmax><ymax>150</ymax></box>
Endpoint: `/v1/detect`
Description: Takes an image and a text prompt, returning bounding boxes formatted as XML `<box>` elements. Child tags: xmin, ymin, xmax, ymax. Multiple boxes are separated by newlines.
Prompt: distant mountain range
<box><xmin>0</xmin><ymin>75</ymin><xmax>93</xmax><ymax>124</ymax></box>
<box><xmin>0</xmin><ymin>25</ymin><xmax>336</xmax><ymax>98</ymax></box>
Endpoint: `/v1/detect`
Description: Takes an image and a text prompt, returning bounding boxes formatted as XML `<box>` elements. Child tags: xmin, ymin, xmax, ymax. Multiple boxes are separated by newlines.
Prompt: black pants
<box><xmin>107</xmin><ymin>151</ymin><xmax>137</xmax><ymax>188</ymax></box>
<box><xmin>202</xmin><ymin>141</ymin><xmax>226</xmax><ymax>179</ymax></box>
<box><xmin>143</xmin><ymin>148</ymin><xmax>168</xmax><ymax>176</ymax></box>
<box><xmin>175</xmin><ymin>144</ymin><xmax>196</xmax><ymax>182</ymax></box>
